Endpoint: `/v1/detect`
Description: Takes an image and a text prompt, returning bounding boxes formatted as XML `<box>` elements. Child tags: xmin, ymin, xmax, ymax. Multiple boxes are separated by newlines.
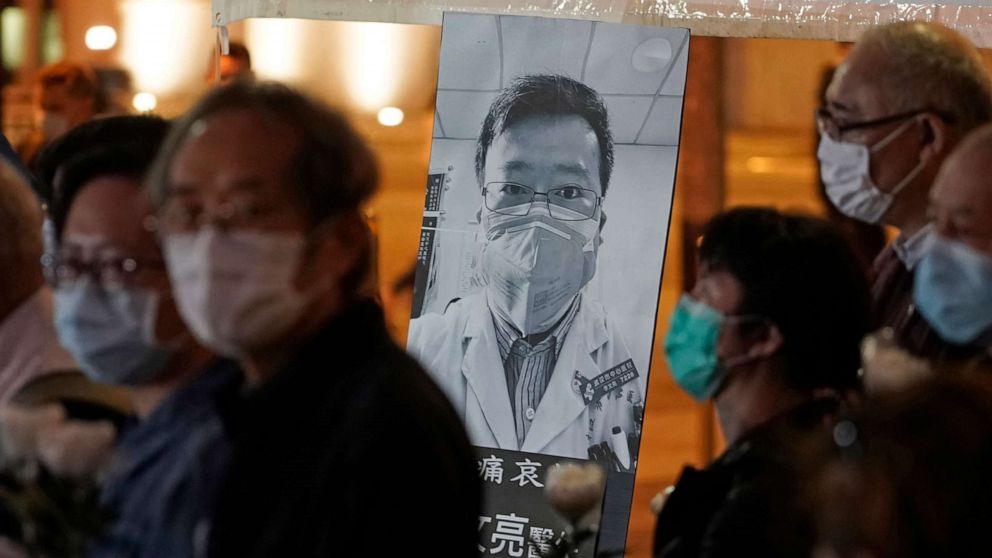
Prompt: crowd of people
<box><xmin>0</xmin><ymin>19</ymin><xmax>988</xmax><ymax>558</ymax></box>
<box><xmin>656</xmin><ymin>20</ymin><xmax>992</xmax><ymax>558</ymax></box>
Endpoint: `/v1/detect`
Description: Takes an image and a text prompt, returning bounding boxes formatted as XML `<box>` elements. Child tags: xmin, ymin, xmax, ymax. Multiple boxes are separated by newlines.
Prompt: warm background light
<box><xmin>132</xmin><ymin>91</ymin><xmax>157</xmax><ymax>112</ymax></box>
<box><xmin>343</xmin><ymin>22</ymin><xmax>402</xmax><ymax>111</ymax></box>
<box><xmin>119</xmin><ymin>0</ymin><xmax>211</xmax><ymax>98</ymax></box>
<box><xmin>84</xmin><ymin>25</ymin><xmax>117</xmax><ymax>50</ymax></box>
<box><xmin>377</xmin><ymin>106</ymin><xmax>404</xmax><ymax>126</ymax></box>
<box><xmin>244</xmin><ymin>18</ymin><xmax>308</xmax><ymax>83</ymax></box>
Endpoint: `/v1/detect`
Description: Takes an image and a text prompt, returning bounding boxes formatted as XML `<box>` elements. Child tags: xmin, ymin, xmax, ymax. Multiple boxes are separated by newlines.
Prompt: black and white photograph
<box><xmin>407</xmin><ymin>13</ymin><xmax>688</xmax><ymax>467</ymax></box>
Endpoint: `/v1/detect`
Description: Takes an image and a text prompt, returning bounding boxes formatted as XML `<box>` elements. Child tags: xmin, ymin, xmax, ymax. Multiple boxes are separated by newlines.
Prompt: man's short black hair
<box><xmin>699</xmin><ymin>207</ymin><xmax>871</xmax><ymax>393</ymax></box>
<box><xmin>475</xmin><ymin>74</ymin><xmax>614</xmax><ymax>196</ymax></box>
<box><xmin>36</xmin><ymin>116</ymin><xmax>167</xmax><ymax>205</ymax></box>
<box><xmin>147</xmin><ymin>82</ymin><xmax>378</xmax><ymax>227</ymax></box>
<box><xmin>42</xmin><ymin>115</ymin><xmax>170</xmax><ymax>240</ymax></box>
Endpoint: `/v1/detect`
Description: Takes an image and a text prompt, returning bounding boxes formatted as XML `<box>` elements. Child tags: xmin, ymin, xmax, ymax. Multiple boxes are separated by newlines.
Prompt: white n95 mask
<box><xmin>163</xmin><ymin>227</ymin><xmax>309</xmax><ymax>358</ymax></box>
<box><xmin>480</xmin><ymin>207</ymin><xmax>599</xmax><ymax>336</ymax></box>
<box><xmin>817</xmin><ymin>118</ymin><xmax>924</xmax><ymax>225</ymax></box>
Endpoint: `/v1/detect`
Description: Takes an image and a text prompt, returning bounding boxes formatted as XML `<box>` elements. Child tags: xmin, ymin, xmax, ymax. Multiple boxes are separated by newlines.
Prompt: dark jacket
<box><xmin>208</xmin><ymin>300</ymin><xmax>480</xmax><ymax>557</ymax></box>
<box><xmin>653</xmin><ymin>398</ymin><xmax>839</xmax><ymax>558</ymax></box>
<box><xmin>93</xmin><ymin>360</ymin><xmax>241</xmax><ymax>558</ymax></box>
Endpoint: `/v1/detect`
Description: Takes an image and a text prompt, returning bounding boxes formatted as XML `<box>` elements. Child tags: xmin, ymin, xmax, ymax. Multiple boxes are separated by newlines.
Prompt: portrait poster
<box><xmin>407</xmin><ymin>12</ymin><xmax>688</xmax><ymax>555</ymax></box>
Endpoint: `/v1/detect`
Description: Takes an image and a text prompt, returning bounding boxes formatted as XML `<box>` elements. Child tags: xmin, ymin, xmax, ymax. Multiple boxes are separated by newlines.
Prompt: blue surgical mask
<box><xmin>54</xmin><ymin>279</ymin><xmax>177</xmax><ymax>385</ymax></box>
<box><xmin>914</xmin><ymin>235</ymin><xmax>992</xmax><ymax>345</ymax></box>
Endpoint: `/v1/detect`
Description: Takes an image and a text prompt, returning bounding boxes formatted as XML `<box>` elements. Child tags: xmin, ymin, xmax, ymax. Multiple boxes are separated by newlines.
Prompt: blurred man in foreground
<box><xmin>146</xmin><ymin>82</ymin><xmax>480</xmax><ymax>557</ymax></box>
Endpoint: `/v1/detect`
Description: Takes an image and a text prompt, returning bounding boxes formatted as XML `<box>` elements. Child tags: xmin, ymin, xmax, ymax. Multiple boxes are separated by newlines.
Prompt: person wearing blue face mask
<box><xmin>913</xmin><ymin>124</ymin><xmax>992</xmax><ymax>370</ymax></box>
<box><xmin>654</xmin><ymin>208</ymin><xmax>871</xmax><ymax>558</ymax></box>
<box><xmin>45</xmin><ymin>116</ymin><xmax>241</xmax><ymax>558</ymax></box>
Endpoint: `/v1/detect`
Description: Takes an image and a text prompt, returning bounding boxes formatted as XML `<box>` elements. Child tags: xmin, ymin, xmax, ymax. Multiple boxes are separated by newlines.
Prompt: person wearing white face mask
<box><xmin>408</xmin><ymin>75</ymin><xmax>644</xmax><ymax>465</ymax></box>
<box><xmin>145</xmin><ymin>83</ymin><xmax>480</xmax><ymax>558</ymax></box>
<box><xmin>912</xmin><ymin>124</ymin><xmax>992</xmax><ymax>372</ymax></box>
<box><xmin>44</xmin><ymin>116</ymin><xmax>241</xmax><ymax>558</ymax></box>
<box><xmin>816</xmin><ymin>21</ymin><xmax>992</xmax><ymax>365</ymax></box>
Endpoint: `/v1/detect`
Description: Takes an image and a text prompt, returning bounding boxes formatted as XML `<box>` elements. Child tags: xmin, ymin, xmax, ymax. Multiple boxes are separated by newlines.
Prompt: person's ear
<box><xmin>918</xmin><ymin>113</ymin><xmax>948</xmax><ymax>161</ymax></box>
<box><xmin>746</xmin><ymin>322</ymin><xmax>784</xmax><ymax>360</ymax></box>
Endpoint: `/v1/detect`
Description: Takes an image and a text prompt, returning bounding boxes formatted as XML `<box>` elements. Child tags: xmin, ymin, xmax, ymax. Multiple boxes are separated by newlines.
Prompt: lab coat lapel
<box><xmin>462</xmin><ymin>295</ymin><xmax>519</xmax><ymax>450</ymax></box>
<box><xmin>521</xmin><ymin>297</ymin><xmax>610</xmax><ymax>454</ymax></box>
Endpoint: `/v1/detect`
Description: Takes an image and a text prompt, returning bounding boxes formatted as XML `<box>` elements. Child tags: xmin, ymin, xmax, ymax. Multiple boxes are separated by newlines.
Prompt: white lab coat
<box><xmin>408</xmin><ymin>292</ymin><xmax>643</xmax><ymax>460</ymax></box>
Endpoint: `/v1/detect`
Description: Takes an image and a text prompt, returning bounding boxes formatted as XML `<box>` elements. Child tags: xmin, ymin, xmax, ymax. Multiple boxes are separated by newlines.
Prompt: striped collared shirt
<box><xmin>492</xmin><ymin>297</ymin><xmax>581</xmax><ymax>447</ymax></box>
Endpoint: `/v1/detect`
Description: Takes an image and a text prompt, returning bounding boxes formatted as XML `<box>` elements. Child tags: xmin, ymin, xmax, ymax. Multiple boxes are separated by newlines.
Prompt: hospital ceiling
<box><xmin>432</xmin><ymin>14</ymin><xmax>689</xmax><ymax>146</ymax></box>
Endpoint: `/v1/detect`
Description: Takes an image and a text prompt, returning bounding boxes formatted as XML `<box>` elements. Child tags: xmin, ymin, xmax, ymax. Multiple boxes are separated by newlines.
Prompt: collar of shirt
<box><xmin>0</xmin><ymin>287</ymin><xmax>76</xmax><ymax>403</ymax></box>
<box><xmin>891</xmin><ymin>223</ymin><xmax>936</xmax><ymax>270</ymax></box>
<box><xmin>492</xmin><ymin>295</ymin><xmax>581</xmax><ymax>363</ymax></box>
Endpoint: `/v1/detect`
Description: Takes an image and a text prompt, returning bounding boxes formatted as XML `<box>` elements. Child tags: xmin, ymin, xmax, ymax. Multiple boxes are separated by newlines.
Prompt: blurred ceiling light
<box><xmin>632</xmin><ymin>37</ymin><xmax>672</xmax><ymax>73</ymax></box>
<box><xmin>85</xmin><ymin>25</ymin><xmax>117</xmax><ymax>50</ymax></box>
<box><xmin>344</xmin><ymin>22</ymin><xmax>403</xmax><ymax>111</ymax></box>
<box><xmin>745</xmin><ymin>156</ymin><xmax>777</xmax><ymax>174</ymax></box>
<box><xmin>377</xmin><ymin>107</ymin><xmax>404</xmax><ymax>127</ymax></box>
<box><xmin>2</xmin><ymin>8</ymin><xmax>25</xmax><ymax>70</ymax></box>
<box><xmin>120</xmin><ymin>0</ymin><xmax>211</xmax><ymax>95</ymax></box>
<box><xmin>132</xmin><ymin>92</ymin><xmax>157</xmax><ymax>112</ymax></box>
<box><xmin>245</xmin><ymin>18</ymin><xmax>306</xmax><ymax>83</ymax></box>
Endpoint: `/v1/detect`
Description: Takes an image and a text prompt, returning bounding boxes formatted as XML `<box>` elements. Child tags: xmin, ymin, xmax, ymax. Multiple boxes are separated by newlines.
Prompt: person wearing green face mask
<box><xmin>654</xmin><ymin>208</ymin><xmax>871</xmax><ymax>558</ymax></box>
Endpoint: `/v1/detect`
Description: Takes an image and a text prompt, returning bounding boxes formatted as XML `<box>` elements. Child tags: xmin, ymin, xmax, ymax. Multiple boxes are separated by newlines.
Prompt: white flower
<box><xmin>861</xmin><ymin>329</ymin><xmax>932</xmax><ymax>394</ymax></box>
<box><xmin>650</xmin><ymin>485</ymin><xmax>676</xmax><ymax>516</ymax></box>
<box><xmin>544</xmin><ymin>463</ymin><xmax>605</xmax><ymax>529</ymax></box>
<box><xmin>35</xmin><ymin>419</ymin><xmax>116</xmax><ymax>480</ymax></box>
<box><xmin>0</xmin><ymin>404</ymin><xmax>65</xmax><ymax>466</ymax></box>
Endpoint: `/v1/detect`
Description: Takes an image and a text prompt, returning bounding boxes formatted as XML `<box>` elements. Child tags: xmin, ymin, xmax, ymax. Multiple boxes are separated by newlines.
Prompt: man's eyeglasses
<box><xmin>49</xmin><ymin>255</ymin><xmax>165</xmax><ymax>288</ymax></box>
<box><xmin>483</xmin><ymin>182</ymin><xmax>601</xmax><ymax>222</ymax></box>
<box><xmin>814</xmin><ymin>107</ymin><xmax>953</xmax><ymax>140</ymax></box>
<box><xmin>156</xmin><ymin>197</ymin><xmax>267</xmax><ymax>233</ymax></box>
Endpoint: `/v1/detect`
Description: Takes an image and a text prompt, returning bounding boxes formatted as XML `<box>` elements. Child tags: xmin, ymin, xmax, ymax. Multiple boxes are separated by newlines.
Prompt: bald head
<box><xmin>842</xmin><ymin>22</ymin><xmax>992</xmax><ymax>133</ymax></box>
<box><xmin>0</xmin><ymin>160</ymin><xmax>44</xmax><ymax>320</ymax></box>
<box><xmin>931</xmin><ymin>124</ymin><xmax>992</xmax><ymax>255</ymax></box>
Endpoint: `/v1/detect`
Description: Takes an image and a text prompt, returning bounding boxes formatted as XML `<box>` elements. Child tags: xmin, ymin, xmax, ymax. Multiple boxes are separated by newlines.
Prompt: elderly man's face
<box><xmin>930</xmin><ymin>150</ymin><xmax>992</xmax><ymax>255</ymax></box>
<box><xmin>163</xmin><ymin>109</ymin><xmax>308</xmax><ymax>234</ymax></box>
<box><xmin>824</xmin><ymin>47</ymin><xmax>927</xmax><ymax>195</ymax></box>
<box><xmin>482</xmin><ymin>114</ymin><xmax>602</xmax><ymax>222</ymax></box>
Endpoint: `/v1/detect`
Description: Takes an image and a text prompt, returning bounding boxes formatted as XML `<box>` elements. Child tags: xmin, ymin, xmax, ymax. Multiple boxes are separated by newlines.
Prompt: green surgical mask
<box><xmin>664</xmin><ymin>294</ymin><xmax>763</xmax><ymax>402</ymax></box>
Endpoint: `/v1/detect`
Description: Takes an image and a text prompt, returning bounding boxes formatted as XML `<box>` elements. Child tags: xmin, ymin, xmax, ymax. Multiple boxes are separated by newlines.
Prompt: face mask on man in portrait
<box><xmin>479</xmin><ymin>201</ymin><xmax>600</xmax><ymax>337</ymax></box>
